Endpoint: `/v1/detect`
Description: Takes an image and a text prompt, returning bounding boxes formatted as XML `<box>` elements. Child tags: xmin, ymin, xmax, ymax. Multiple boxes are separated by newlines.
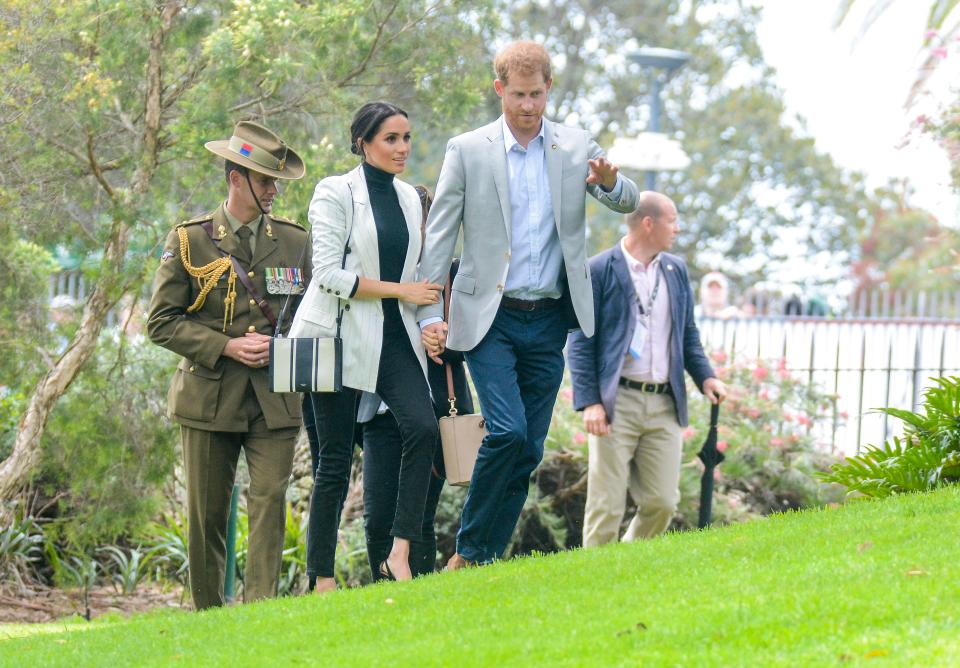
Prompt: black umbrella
<box><xmin>697</xmin><ymin>403</ymin><xmax>724</xmax><ymax>529</ymax></box>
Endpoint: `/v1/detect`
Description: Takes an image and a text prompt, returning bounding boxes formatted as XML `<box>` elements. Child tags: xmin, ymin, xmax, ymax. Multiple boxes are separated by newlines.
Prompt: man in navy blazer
<box><xmin>567</xmin><ymin>191</ymin><xmax>726</xmax><ymax>546</ymax></box>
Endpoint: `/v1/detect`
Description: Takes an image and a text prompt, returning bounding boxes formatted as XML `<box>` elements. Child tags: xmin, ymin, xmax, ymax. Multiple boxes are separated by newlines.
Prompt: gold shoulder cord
<box><xmin>176</xmin><ymin>226</ymin><xmax>238</xmax><ymax>332</ymax></box>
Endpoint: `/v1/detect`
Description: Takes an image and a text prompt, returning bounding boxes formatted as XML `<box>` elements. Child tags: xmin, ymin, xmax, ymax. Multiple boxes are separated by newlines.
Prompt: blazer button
<box><xmin>345</xmin><ymin>304</ymin><xmax>351</xmax><ymax>311</ymax></box>
<box><xmin>335</xmin><ymin>291</ymin><xmax>341</xmax><ymax>296</ymax></box>
<box><xmin>189</xmin><ymin>365</ymin><xmax>195</xmax><ymax>372</ymax></box>
<box><xmin>249</xmin><ymin>299</ymin><xmax>256</xmax><ymax>306</ymax></box>
<box><xmin>505</xmin><ymin>251</ymin><xmax>511</xmax><ymax>259</ymax></box>
<box><xmin>496</xmin><ymin>284</ymin><xmax>503</xmax><ymax>291</ymax></box>
<box><xmin>248</xmin><ymin>325</ymin><xmax>256</xmax><ymax>333</ymax></box>
<box><xmin>326</xmin><ymin>288</ymin><xmax>332</xmax><ymax>293</ymax></box>
<box><xmin>248</xmin><ymin>271</ymin><xmax>255</xmax><ymax>278</ymax></box>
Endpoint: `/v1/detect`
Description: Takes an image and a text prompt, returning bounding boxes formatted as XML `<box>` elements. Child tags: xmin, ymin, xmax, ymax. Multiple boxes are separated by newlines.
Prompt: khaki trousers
<box><xmin>181</xmin><ymin>392</ymin><xmax>297</xmax><ymax>610</ymax></box>
<box><xmin>582</xmin><ymin>388</ymin><xmax>682</xmax><ymax>547</ymax></box>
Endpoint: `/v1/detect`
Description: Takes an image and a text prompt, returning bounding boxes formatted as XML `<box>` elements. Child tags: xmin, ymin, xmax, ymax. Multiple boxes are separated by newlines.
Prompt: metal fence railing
<box><xmin>733</xmin><ymin>288</ymin><xmax>960</xmax><ymax>321</ymax></box>
<box><xmin>697</xmin><ymin>316</ymin><xmax>960</xmax><ymax>455</ymax></box>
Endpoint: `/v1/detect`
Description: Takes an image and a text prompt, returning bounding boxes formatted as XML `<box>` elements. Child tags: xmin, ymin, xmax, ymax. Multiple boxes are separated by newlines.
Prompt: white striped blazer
<box><xmin>288</xmin><ymin>165</ymin><xmax>428</xmax><ymax>393</ymax></box>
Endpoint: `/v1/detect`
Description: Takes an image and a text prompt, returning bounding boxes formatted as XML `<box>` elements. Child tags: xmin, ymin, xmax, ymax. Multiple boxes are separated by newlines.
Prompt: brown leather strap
<box><xmin>443</xmin><ymin>271</ymin><xmax>456</xmax><ymax>414</ymax></box>
<box><xmin>201</xmin><ymin>220</ymin><xmax>278</xmax><ymax>330</ymax></box>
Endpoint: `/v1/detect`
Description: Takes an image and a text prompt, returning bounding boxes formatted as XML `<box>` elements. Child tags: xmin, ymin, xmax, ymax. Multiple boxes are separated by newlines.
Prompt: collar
<box><xmin>222</xmin><ymin>202</ymin><xmax>262</xmax><ymax>237</ymax></box>
<box><xmin>501</xmin><ymin>115</ymin><xmax>545</xmax><ymax>153</ymax></box>
<box><xmin>620</xmin><ymin>237</ymin><xmax>660</xmax><ymax>274</ymax></box>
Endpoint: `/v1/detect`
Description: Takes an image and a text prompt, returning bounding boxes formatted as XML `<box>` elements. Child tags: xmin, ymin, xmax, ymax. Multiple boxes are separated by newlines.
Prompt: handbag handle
<box><xmin>443</xmin><ymin>271</ymin><xmax>458</xmax><ymax>417</ymax></box>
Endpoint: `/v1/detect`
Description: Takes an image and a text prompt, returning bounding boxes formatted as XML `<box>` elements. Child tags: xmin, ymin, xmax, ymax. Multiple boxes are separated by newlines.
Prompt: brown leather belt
<box><xmin>500</xmin><ymin>296</ymin><xmax>561</xmax><ymax>312</ymax></box>
<box><xmin>619</xmin><ymin>378</ymin><xmax>671</xmax><ymax>394</ymax></box>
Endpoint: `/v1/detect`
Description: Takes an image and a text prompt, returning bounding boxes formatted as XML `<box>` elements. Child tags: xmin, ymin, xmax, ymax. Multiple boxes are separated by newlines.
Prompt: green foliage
<box><xmin>821</xmin><ymin>376</ymin><xmax>960</xmax><ymax>497</ymax></box>
<box><xmin>97</xmin><ymin>545</ymin><xmax>152</xmax><ymax>595</ymax></box>
<box><xmin>40</xmin><ymin>332</ymin><xmax>178</xmax><ymax>548</ymax></box>
<box><xmin>0</xmin><ymin>507</ymin><xmax>44</xmax><ymax>587</ymax></box>
<box><xmin>140</xmin><ymin>513</ymin><xmax>188</xmax><ymax>585</ymax></box>
<box><xmin>7</xmin><ymin>487</ymin><xmax>960</xmax><ymax>666</ymax></box>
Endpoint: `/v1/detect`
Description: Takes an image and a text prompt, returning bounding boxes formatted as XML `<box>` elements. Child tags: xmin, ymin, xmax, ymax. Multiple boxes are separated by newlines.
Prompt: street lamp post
<box><xmin>626</xmin><ymin>47</ymin><xmax>691</xmax><ymax>191</ymax></box>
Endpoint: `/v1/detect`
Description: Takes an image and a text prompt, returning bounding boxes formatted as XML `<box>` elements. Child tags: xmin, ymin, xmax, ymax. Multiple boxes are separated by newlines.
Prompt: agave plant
<box><xmin>820</xmin><ymin>376</ymin><xmax>960</xmax><ymax>497</ymax></box>
<box><xmin>0</xmin><ymin>510</ymin><xmax>44</xmax><ymax>588</ymax></box>
<box><xmin>98</xmin><ymin>545</ymin><xmax>152</xmax><ymax>595</ymax></box>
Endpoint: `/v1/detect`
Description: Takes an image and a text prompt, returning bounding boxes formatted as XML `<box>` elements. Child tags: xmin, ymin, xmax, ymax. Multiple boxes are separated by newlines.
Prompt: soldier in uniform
<box><xmin>147</xmin><ymin>121</ymin><xmax>310</xmax><ymax>609</ymax></box>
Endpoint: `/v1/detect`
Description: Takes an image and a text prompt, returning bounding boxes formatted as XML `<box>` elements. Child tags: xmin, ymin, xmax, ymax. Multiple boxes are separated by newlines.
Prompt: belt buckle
<box><xmin>643</xmin><ymin>383</ymin><xmax>654</xmax><ymax>393</ymax></box>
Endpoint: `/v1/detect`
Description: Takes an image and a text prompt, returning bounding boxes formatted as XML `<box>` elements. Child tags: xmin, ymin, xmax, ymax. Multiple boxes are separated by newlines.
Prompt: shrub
<box><xmin>820</xmin><ymin>376</ymin><xmax>960</xmax><ymax>497</ymax></box>
<box><xmin>38</xmin><ymin>331</ymin><xmax>178</xmax><ymax>548</ymax></box>
<box><xmin>0</xmin><ymin>507</ymin><xmax>44</xmax><ymax>588</ymax></box>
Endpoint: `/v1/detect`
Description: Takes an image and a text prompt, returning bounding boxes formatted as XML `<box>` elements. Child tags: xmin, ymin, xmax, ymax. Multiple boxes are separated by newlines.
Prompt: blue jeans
<box><xmin>457</xmin><ymin>305</ymin><xmax>567</xmax><ymax>562</ymax></box>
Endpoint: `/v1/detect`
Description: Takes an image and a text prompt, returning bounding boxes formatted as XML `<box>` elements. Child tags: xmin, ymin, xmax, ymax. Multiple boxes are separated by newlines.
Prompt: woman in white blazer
<box><xmin>289</xmin><ymin>102</ymin><xmax>442</xmax><ymax>592</ymax></box>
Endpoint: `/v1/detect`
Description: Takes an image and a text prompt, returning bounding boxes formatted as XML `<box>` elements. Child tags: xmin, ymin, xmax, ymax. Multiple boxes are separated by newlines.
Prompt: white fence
<box><xmin>698</xmin><ymin>316</ymin><xmax>960</xmax><ymax>455</ymax></box>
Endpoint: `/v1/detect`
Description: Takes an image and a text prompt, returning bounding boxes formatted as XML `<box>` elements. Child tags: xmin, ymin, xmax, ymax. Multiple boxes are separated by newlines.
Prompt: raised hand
<box><xmin>586</xmin><ymin>156</ymin><xmax>619</xmax><ymax>191</ymax></box>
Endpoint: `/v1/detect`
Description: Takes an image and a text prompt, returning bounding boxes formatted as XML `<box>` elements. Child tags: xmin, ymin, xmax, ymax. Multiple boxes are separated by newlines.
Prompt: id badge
<box><xmin>628</xmin><ymin>318</ymin><xmax>649</xmax><ymax>359</ymax></box>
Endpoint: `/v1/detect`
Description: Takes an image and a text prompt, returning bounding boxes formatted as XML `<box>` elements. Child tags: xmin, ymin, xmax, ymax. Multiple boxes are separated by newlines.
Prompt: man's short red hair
<box><xmin>493</xmin><ymin>41</ymin><xmax>552</xmax><ymax>85</ymax></box>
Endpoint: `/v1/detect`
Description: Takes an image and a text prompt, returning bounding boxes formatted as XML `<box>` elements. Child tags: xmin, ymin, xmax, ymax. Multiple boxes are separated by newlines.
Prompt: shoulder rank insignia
<box><xmin>161</xmin><ymin>250</ymin><xmax>175</xmax><ymax>262</ymax></box>
<box><xmin>218</xmin><ymin>223</ymin><xmax>227</xmax><ymax>237</ymax></box>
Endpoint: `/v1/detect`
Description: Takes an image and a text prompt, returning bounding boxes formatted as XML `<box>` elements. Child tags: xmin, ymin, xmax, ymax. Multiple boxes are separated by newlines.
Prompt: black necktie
<box><xmin>236</xmin><ymin>225</ymin><xmax>253</xmax><ymax>260</ymax></box>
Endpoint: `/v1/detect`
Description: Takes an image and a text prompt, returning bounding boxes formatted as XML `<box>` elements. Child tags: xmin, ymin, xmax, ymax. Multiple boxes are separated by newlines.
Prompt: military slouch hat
<box><xmin>205</xmin><ymin>121</ymin><xmax>305</xmax><ymax>180</ymax></box>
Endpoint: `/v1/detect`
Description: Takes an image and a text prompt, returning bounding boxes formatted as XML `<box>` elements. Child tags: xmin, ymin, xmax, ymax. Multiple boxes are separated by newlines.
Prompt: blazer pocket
<box><xmin>451</xmin><ymin>273</ymin><xmax>476</xmax><ymax>295</ymax></box>
<box><xmin>300</xmin><ymin>306</ymin><xmax>335</xmax><ymax>329</ymax></box>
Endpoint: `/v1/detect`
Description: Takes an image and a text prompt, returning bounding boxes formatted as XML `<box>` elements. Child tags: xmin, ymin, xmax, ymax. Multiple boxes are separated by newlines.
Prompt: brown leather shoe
<box><xmin>445</xmin><ymin>553</ymin><xmax>475</xmax><ymax>571</ymax></box>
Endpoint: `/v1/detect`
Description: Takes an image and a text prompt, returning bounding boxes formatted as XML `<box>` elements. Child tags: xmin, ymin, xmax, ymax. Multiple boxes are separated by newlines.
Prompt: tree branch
<box><xmin>335</xmin><ymin>0</ymin><xmax>401</xmax><ymax>87</ymax></box>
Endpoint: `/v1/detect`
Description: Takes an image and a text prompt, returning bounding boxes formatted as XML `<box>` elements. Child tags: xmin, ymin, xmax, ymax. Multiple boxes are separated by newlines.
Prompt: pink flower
<box><xmin>752</xmin><ymin>366</ymin><xmax>769</xmax><ymax>382</ymax></box>
<box><xmin>716</xmin><ymin>440</ymin><xmax>728</xmax><ymax>453</ymax></box>
<box><xmin>747</xmin><ymin>408</ymin><xmax>761</xmax><ymax>419</ymax></box>
<box><xmin>796</xmin><ymin>414</ymin><xmax>812</xmax><ymax>427</ymax></box>
<box><xmin>839</xmin><ymin>411</ymin><xmax>849</xmax><ymax>420</ymax></box>
<box><xmin>573</xmin><ymin>431</ymin><xmax>587</xmax><ymax>445</ymax></box>
<box><xmin>778</xmin><ymin>358</ymin><xmax>788</xmax><ymax>372</ymax></box>
<box><xmin>758</xmin><ymin>388</ymin><xmax>769</xmax><ymax>400</ymax></box>
<box><xmin>932</xmin><ymin>47</ymin><xmax>949</xmax><ymax>59</ymax></box>
<box><xmin>711</xmin><ymin>350</ymin><xmax>728</xmax><ymax>364</ymax></box>
<box><xmin>783</xmin><ymin>412</ymin><xmax>793</xmax><ymax>422</ymax></box>
<box><xmin>925</xmin><ymin>29</ymin><xmax>939</xmax><ymax>40</ymax></box>
<box><xmin>682</xmin><ymin>426</ymin><xmax>697</xmax><ymax>441</ymax></box>
<box><xmin>770</xmin><ymin>437</ymin><xmax>784</xmax><ymax>448</ymax></box>
<box><xmin>713</xmin><ymin>469</ymin><xmax>722</xmax><ymax>481</ymax></box>
<box><xmin>561</xmin><ymin>388</ymin><xmax>573</xmax><ymax>402</ymax></box>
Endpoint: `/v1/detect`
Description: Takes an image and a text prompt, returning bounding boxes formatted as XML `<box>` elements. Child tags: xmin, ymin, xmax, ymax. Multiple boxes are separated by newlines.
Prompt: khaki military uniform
<box><xmin>148</xmin><ymin>203</ymin><xmax>310</xmax><ymax>609</ymax></box>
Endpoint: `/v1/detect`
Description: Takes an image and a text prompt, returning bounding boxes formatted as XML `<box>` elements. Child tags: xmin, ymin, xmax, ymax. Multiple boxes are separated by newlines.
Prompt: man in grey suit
<box><xmin>568</xmin><ymin>192</ymin><xmax>727</xmax><ymax>546</ymax></box>
<box><xmin>419</xmin><ymin>41</ymin><xmax>639</xmax><ymax>568</ymax></box>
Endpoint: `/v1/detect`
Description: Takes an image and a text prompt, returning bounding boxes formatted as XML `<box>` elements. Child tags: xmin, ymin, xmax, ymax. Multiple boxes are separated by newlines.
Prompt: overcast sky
<box><xmin>755</xmin><ymin>0</ymin><xmax>959</xmax><ymax>225</ymax></box>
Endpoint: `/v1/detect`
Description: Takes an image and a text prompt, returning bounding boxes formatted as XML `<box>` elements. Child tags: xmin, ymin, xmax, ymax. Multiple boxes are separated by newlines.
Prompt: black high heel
<box><xmin>379</xmin><ymin>559</ymin><xmax>397</xmax><ymax>581</ymax></box>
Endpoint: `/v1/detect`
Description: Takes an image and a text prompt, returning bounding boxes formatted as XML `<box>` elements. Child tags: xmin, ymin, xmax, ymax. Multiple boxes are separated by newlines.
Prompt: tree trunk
<box><xmin>0</xmin><ymin>227</ymin><xmax>129</xmax><ymax>511</ymax></box>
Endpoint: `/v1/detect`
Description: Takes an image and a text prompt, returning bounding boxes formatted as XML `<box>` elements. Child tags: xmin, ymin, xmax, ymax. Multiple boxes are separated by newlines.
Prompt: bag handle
<box><xmin>443</xmin><ymin>271</ymin><xmax>458</xmax><ymax>417</ymax></box>
<box><xmin>275</xmin><ymin>230</ymin><xmax>311</xmax><ymax>337</ymax></box>
<box><xmin>335</xmin><ymin>183</ymin><xmax>356</xmax><ymax>341</ymax></box>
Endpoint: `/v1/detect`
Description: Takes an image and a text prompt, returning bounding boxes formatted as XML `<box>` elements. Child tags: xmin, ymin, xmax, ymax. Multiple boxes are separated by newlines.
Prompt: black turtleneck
<box><xmin>363</xmin><ymin>161</ymin><xmax>409</xmax><ymax>325</ymax></box>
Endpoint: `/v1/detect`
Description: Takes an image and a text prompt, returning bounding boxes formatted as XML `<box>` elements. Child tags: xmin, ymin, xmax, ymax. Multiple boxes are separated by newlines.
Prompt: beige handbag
<box><xmin>437</xmin><ymin>274</ymin><xmax>486</xmax><ymax>486</ymax></box>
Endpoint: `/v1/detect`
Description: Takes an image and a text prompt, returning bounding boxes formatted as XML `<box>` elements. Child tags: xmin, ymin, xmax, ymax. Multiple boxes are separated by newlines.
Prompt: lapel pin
<box><xmin>667</xmin><ymin>264</ymin><xmax>674</xmax><ymax>271</ymax></box>
<box><xmin>266</xmin><ymin>222</ymin><xmax>273</xmax><ymax>237</ymax></box>
<box><xmin>217</xmin><ymin>224</ymin><xmax>226</xmax><ymax>237</ymax></box>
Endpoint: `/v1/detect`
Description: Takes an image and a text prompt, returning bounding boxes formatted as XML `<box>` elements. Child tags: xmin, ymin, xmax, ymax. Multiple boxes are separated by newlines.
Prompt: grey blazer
<box><xmin>417</xmin><ymin>117</ymin><xmax>639</xmax><ymax>351</ymax></box>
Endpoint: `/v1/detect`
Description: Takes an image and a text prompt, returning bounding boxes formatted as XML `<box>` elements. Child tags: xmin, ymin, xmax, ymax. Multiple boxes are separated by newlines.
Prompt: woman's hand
<box><xmin>398</xmin><ymin>279</ymin><xmax>442</xmax><ymax>305</ymax></box>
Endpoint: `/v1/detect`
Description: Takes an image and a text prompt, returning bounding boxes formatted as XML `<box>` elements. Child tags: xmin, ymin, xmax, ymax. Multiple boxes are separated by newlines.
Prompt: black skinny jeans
<box><xmin>363</xmin><ymin>413</ymin><xmax>445</xmax><ymax>580</ymax></box>
<box><xmin>305</xmin><ymin>319</ymin><xmax>437</xmax><ymax>579</ymax></box>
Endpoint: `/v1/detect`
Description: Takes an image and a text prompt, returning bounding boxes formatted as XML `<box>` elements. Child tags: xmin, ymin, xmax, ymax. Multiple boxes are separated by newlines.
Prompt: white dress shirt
<box><xmin>620</xmin><ymin>240</ymin><xmax>671</xmax><ymax>383</ymax></box>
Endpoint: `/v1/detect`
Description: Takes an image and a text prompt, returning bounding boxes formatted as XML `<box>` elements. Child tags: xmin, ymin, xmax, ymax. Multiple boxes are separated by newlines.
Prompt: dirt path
<box><xmin>0</xmin><ymin>584</ymin><xmax>188</xmax><ymax>623</ymax></box>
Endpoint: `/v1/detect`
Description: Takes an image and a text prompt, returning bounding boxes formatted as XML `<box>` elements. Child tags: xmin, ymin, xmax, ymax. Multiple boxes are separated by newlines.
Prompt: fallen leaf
<box><xmin>384</xmin><ymin>598</ymin><xmax>395</xmax><ymax>604</ymax></box>
<box><xmin>55</xmin><ymin>639</ymin><xmax>66</xmax><ymax>645</ymax></box>
<box><xmin>905</xmin><ymin>568</ymin><xmax>928</xmax><ymax>577</ymax></box>
<box><xmin>857</xmin><ymin>541</ymin><xmax>874</xmax><ymax>552</ymax></box>
<box><xmin>636</xmin><ymin>622</ymin><xmax>648</xmax><ymax>631</ymax></box>
<box><xmin>864</xmin><ymin>648</ymin><xmax>890</xmax><ymax>658</ymax></box>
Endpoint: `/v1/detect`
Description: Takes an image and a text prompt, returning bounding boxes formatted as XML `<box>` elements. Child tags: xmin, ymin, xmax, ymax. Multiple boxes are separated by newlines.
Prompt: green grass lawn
<box><xmin>3</xmin><ymin>487</ymin><xmax>959</xmax><ymax>667</ymax></box>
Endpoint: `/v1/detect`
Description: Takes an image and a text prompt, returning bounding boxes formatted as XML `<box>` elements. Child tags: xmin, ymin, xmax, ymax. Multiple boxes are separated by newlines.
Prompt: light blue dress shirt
<box><xmin>501</xmin><ymin>116</ymin><xmax>622</xmax><ymax>300</ymax></box>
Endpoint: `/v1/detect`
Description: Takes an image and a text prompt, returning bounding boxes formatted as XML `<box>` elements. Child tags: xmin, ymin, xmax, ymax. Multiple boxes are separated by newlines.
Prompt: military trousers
<box><xmin>181</xmin><ymin>393</ymin><xmax>297</xmax><ymax>610</ymax></box>
<box><xmin>582</xmin><ymin>388</ymin><xmax>682</xmax><ymax>547</ymax></box>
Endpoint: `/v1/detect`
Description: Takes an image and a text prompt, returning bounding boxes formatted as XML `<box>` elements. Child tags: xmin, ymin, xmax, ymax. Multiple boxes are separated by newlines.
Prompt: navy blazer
<box><xmin>566</xmin><ymin>246</ymin><xmax>714</xmax><ymax>427</ymax></box>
